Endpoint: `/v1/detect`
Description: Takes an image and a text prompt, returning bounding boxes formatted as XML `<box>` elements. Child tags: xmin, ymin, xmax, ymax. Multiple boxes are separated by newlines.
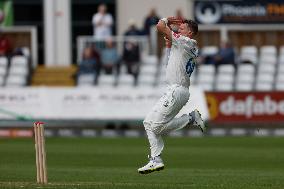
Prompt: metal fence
<box><xmin>76</xmin><ymin>35</ymin><xmax>149</xmax><ymax>64</ymax></box>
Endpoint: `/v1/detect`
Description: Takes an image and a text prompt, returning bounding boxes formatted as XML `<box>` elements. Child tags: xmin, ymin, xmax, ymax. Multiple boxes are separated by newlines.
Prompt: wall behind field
<box><xmin>117</xmin><ymin>0</ymin><xmax>193</xmax><ymax>35</ymax></box>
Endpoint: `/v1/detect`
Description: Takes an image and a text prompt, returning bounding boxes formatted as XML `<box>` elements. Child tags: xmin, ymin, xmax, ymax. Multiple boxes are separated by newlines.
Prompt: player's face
<box><xmin>178</xmin><ymin>23</ymin><xmax>192</xmax><ymax>37</ymax></box>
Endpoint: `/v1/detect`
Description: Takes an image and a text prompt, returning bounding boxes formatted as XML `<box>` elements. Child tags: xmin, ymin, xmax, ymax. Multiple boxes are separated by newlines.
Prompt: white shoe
<box><xmin>190</xmin><ymin>109</ymin><xmax>207</xmax><ymax>132</ymax></box>
<box><xmin>138</xmin><ymin>156</ymin><xmax>165</xmax><ymax>174</ymax></box>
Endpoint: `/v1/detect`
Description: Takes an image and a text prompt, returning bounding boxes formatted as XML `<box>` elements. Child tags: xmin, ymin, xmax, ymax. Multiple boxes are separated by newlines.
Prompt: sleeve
<box><xmin>184</xmin><ymin>40</ymin><xmax>198</xmax><ymax>58</ymax></box>
<box><xmin>92</xmin><ymin>14</ymin><xmax>96</xmax><ymax>25</ymax></box>
<box><xmin>165</xmin><ymin>48</ymin><xmax>171</xmax><ymax>66</ymax></box>
<box><xmin>105</xmin><ymin>14</ymin><xmax>113</xmax><ymax>26</ymax></box>
<box><xmin>92</xmin><ymin>14</ymin><xmax>100</xmax><ymax>25</ymax></box>
<box><xmin>171</xmin><ymin>31</ymin><xmax>199</xmax><ymax>57</ymax></box>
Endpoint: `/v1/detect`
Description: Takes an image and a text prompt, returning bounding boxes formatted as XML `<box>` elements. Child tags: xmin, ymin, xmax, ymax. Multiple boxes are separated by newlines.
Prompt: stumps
<box><xmin>33</xmin><ymin>122</ymin><xmax>48</xmax><ymax>184</ymax></box>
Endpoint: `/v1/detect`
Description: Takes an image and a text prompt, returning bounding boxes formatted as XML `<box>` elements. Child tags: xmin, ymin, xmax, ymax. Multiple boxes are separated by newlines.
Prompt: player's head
<box><xmin>179</xmin><ymin>19</ymin><xmax>198</xmax><ymax>38</ymax></box>
<box><xmin>98</xmin><ymin>4</ymin><xmax>107</xmax><ymax>14</ymax></box>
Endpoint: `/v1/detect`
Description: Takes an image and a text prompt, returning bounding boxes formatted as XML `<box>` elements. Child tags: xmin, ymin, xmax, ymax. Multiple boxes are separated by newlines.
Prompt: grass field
<box><xmin>0</xmin><ymin>137</ymin><xmax>284</xmax><ymax>189</ymax></box>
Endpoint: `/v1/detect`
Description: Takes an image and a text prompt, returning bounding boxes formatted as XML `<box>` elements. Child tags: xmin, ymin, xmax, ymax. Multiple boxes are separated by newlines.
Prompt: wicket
<box><xmin>33</xmin><ymin>122</ymin><xmax>48</xmax><ymax>184</ymax></box>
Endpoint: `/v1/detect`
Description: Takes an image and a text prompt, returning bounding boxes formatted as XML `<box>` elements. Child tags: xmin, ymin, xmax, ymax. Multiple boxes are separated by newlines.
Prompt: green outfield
<box><xmin>0</xmin><ymin>137</ymin><xmax>284</xmax><ymax>189</ymax></box>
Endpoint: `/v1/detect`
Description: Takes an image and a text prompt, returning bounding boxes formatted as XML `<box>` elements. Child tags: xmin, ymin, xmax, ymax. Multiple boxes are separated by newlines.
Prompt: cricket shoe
<box><xmin>190</xmin><ymin>109</ymin><xmax>207</xmax><ymax>132</ymax></box>
<box><xmin>138</xmin><ymin>155</ymin><xmax>165</xmax><ymax>174</ymax></box>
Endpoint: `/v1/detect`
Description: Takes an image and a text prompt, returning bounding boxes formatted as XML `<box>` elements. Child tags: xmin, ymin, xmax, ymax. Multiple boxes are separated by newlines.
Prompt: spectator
<box><xmin>101</xmin><ymin>38</ymin><xmax>119</xmax><ymax>74</ymax></box>
<box><xmin>201</xmin><ymin>54</ymin><xmax>216</xmax><ymax>65</ymax></box>
<box><xmin>168</xmin><ymin>9</ymin><xmax>185</xmax><ymax>33</ymax></box>
<box><xmin>175</xmin><ymin>9</ymin><xmax>185</xmax><ymax>21</ymax></box>
<box><xmin>92</xmin><ymin>4</ymin><xmax>113</xmax><ymax>38</ymax></box>
<box><xmin>124</xmin><ymin>19</ymin><xmax>142</xmax><ymax>36</ymax></box>
<box><xmin>198</xmin><ymin>48</ymin><xmax>217</xmax><ymax>65</ymax></box>
<box><xmin>143</xmin><ymin>8</ymin><xmax>160</xmax><ymax>35</ymax></box>
<box><xmin>78</xmin><ymin>46</ymin><xmax>101</xmax><ymax>83</ymax></box>
<box><xmin>0</xmin><ymin>34</ymin><xmax>11</xmax><ymax>56</ymax></box>
<box><xmin>214</xmin><ymin>41</ymin><xmax>235</xmax><ymax>66</ymax></box>
<box><xmin>122</xmin><ymin>40</ymin><xmax>140</xmax><ymax>78</ymax></box>
<box><xmin>13</xmin><ymin>47</ymin><xmax>24</xmax><ymax>56</ymax></box>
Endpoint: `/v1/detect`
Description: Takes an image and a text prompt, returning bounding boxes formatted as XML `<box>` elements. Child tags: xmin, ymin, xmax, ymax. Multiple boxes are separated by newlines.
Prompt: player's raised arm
<box><xmin>156</xmin><ymin>17</ymin><xmax>182</xmax><ymax>41</ymax></box>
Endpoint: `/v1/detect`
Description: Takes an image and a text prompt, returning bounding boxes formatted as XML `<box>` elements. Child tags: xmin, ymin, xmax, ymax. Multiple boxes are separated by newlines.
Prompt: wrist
<box><xmin>160</xmin><ymin>17</ymin><xmax>168</xmax><ymax>25</ymax></box>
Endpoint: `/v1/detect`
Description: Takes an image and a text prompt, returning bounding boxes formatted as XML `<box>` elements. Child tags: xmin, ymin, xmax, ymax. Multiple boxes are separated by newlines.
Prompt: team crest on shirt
<box><xmin>163</xmin><ymin>100</ymin><xmax>169</xmax><ymax>107</ymax></box>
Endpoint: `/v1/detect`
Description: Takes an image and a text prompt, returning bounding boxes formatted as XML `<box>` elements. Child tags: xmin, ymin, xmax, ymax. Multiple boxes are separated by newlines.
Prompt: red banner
<box><xmin>206</xmin><ymin>92</ymin><xmax>284</xmax><ymax>123</ymax></box>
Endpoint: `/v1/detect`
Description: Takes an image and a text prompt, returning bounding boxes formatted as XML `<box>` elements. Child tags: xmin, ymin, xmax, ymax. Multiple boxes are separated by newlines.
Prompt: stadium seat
<box><xmin>236</xmin><ymin>73</ymin><xmax>254</xmax><ymax>83</ymax></box>
<box><xmin>215</xmin><ymin>74</ymin><xmax>234</xmax><ymax>91</ymax></box>
<box><xmin>197</xmin><ymin>65</ymin><xmax>216</xmax><ymax>91</ymax></box>
<box><xmin>197</xmin><ymin>73</ymin><xmax>214</xmax><ymax>84</ymax></box>
<box><xmin>142</xmin><ymin>55</ymin><xmax>158</xmax><ymax>65</ymax></box>
<box><xmin>21</xmin><ymin>47</ymin><xmax>31</xmax><ymax>58</ymax></box>
<box><xmin>9</xmin><ymin>66</ymin><xmax>29</xmax><ymax>76</ymax></box>
<box><xmin>240</xmin><ymin>46</ymin><xmax>258</xmax><ymax>64</ymax></box>
<box><xmin>278</xmin><ymin>55</ymin><xmax>284</xmax><ymax>64</ymax></box>
<box><xmin>278</xmin><ymin>63</ymin><xmax>284</xmax><ymax>72</ymax></box>
<box><xmin>139</xmin><ymin>63</ymin><xmax>157</xmax><ymax>75</ymax></box>
<box><xmin>255</xmin><ymin>82</ymin><xmax>273</xmax><ymax>91</ymax></box>
<box><xmin>5</xmin><ymin>75</ymin><xmax>27</xmax><ymax>87</ymax></box>
<box><xmin>215</xmin><ymin>82</ymin><xmax>234</xmax><ymax>91</ymax></box>
<box><xmin>159</xmin><ymin>63</ymin><xmax>167</xmax><ymax>76</ymax></box>
<box><xmin>0</xmin><ymin>66</ymin><xmax>7</xmax><ymax>76</ymax></box>
<box><xmin>255</xmin><ymin>73</ymin><xmax>274</xmax><ymax>91</ymax></box>
<box><xmin>275</xmin><ymin>82</ymin><xmax>284</xmax><ymax>91</ymax></box>
<box><xmin>256</xmin><ymin>73</ymin><xmax>274</xmax><ymax>83</ymax></box>
<box><xmin>11</xmin><ymin>56</ymin><xmax>28</xmax><ymax>67</ymax></box>
<box><xmin>198</xmin><ymin>64</ymin><xmax>215</xmax><ymax>75</ymax></box>
<box><xmin>201</xmin><ymin>46</ymin><xmax>218</xmax><ymax>56</ymax></box>
<box><xmin>118</xmin><ymin>74</ymin><xmax>135</xmax><ymax>86</ymax></box>
<box><xmin>276</xmin><ymin>73</ymin><xmax>284</xmax><ymax>83</ymax></box>
<box><xmin>276</xmin><ymin>56</ymin><xmax>284</xmax><ymax>86</ymax></box>
<box><xmin>235</xmin><ymin>64</ymin><xmax>255</xmax><ymax>91</ymax></box>
<box><xmin>197</xmin><ymin>73</ymin><xmax>215</xmax><ymax>91</ymax></box>
<box><xmin>218</xmin><ymin>64</ymin><xmax>235</xmax><ymax>74</ymax></box>
<box><xmin>0</xmin><ymin>57</ymin><xmax>8</xmax><ymax>68</ymax></box>
<box><xmin>157</xmin><ymin>75</ymin><xmax>167</xmax><ymax>86</ymax></box>
<box><xmin>240</xmin><ymin>54</ymin><xmax>258</xmax><ymax>64</ymax></box>
<box><xmin>215</xmin><ymin>65</ymin><xmax>235</xmax><ymax>91</ymax></box>
<box><xmin>216</xmin><ymin>74</ymin><xmax>234</xmax><ymax>83</ymax></box>
<box><xmin>240</xmin><ymin>46</ymin><xmax>257</xmax><ymax>55</ymax></box>
<box><xmin>279</xmin><ymin>46</ymin><xmax>284</xmax><ymax>56</ymax></box>
<box><xmin>119</xmin><ymin>65</ymin><xmax>128</xmax><ymax>74</ymax></box>
<box><xmin>260</xmin><ymin>46</ymin><xmax>277</xmax><ymax>56</ymax></box>
<box><xmin>138</xmin><ymin>74</ymin><xmax>155</xmax><ymax>86</ymax></box>
<box><xmin>258</xmin><ymin>63</ymin><xmax>276</xmax><ymax>74</ymax></box>
<box><xmin>235</xmin><ymin>82</ymin><xmax>253</xmax><ymax>91</ymax></box>
<box><xmin>0</xmin><ymin>76</ymin><xmax>4</xmax><ymax>86</ymax></box>
<box><xmin>98</xmin><ymin>75</ymin><xmax>115</xmax><ymax>86</ymax></box>
<box><xmin>237</xmin><ymin>64</ymin><xmax>255</xmax><ymax>74</ymax></box>
<box><xmin>198</xmin><ymin>82</ymin><xmax>214</xmax><ymax>91</ymax></box>
<box><xmin>259</xmin><ymin>55</ymin><xmax>277</xmax><ymax>64</ymax></box>
<box><xmin>77</xmin><ymin>74</ymin><xmax>95</xmax><ymax>86</ymax></box>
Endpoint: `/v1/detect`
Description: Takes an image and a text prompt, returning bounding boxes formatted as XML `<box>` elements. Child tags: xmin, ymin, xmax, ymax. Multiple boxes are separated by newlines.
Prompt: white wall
<box><xmin>44</xmin><ymin>0</ymin><xmax>71</xmax><ymax>66</ymax></box>
<box><xmin>55</xmin><ymin>0</ymin><xmax>71</xmax><ymax>66</ymax></box>
<box><xmin>117</xmin><ymin>0</ymin><xmax>194</xmax><ymax>35</ymax></box>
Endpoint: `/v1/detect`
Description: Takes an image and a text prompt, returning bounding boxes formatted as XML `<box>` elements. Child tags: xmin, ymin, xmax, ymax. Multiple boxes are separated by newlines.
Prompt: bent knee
<box><xmin>143</xmin><ymin>120</ymin><xmax>151</xmax><ymax>130</ymax></box>
<box><xmin>143</xmin><ymin>121</ymin><xmax>164</xmax><ymax>135</ymax></box>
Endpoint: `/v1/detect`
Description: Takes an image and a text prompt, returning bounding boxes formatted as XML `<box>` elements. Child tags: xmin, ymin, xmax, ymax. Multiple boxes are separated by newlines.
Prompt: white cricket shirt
<box><xmin>92</xmin><ymin>13</ymin><xmax>113</xmax><ymax>38</ymax></box>
<box><xmin>165</xmin><ymin>32</ymin><xmax>198</xmax><ymax>88</ymax></box>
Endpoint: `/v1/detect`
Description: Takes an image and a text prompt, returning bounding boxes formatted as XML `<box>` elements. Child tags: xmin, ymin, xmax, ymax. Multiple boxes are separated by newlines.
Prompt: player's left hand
<box><xmin>164</xmin><ymin>37</ymin><xmax>171</xmax><ymax>48</ymax></box>
<box><xmin>167</xmin><ymin>17</ymin><xmax>183</xmax><ymax>25</ymax></box>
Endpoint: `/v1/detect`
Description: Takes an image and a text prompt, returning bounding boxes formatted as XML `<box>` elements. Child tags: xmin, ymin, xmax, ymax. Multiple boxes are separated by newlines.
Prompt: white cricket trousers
<box><xmin>143</xmin><ymin>84</ymin><xmax>191</xmax><ymax>157</ymax></box>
